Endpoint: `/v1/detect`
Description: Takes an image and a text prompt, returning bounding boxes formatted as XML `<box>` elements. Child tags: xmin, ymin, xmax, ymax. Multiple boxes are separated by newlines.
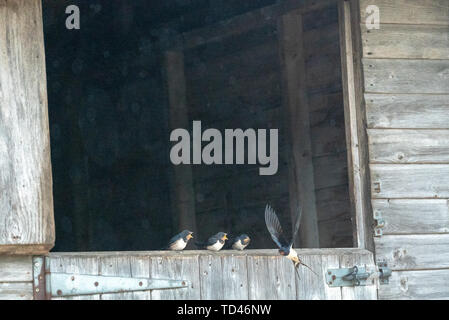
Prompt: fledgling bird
<box><xmin>226</xmin><ymin>234</ymin><xmax>251</xmax><ymax>250</ymax></box>
<box><xmin>264</xmin><ymin>204</ymin><xmax>318</xmax><ymax>277</ymax></box>
<box><xmin>163</xmin><ymin>230</ymin><xmax>193</xmax><ymax>251</ymax></box>
<box><xmin>195</xmin><ymin>232</ymin><xmax>228</xmax><ymax>251</ymax></box>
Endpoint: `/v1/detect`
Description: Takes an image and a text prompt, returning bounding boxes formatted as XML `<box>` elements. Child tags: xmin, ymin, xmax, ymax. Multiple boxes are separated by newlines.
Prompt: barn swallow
<box><xmin>264</xmin><ymin>204</ymin><xmax>318</xmax><ymax>277</ymax></box>
<box><xmin>163</xmin><ymin>230</ymin><xmax>193</xmax><ymax>251</ymax></box>
<box><xmin>225</xmin><ymin>234</ymin><xmax>251</xmax><ymax>250</ymax></box>
<box><xmin>195</xmin><ymin>232</ymin><xmax>228</xmax><ymax>251</ymax></box>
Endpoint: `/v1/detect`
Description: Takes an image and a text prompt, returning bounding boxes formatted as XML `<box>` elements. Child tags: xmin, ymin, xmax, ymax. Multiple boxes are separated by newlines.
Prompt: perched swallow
<box><xmin>196</xmin><ymin>232</ymin><xmax>228</xmax><ymax>251</ymax></box>
<box><xmin>163</xmin><ymin>230</ymin><xmax>193</xmax><ymax>251</ymax></box>
<box><xmin>225</xmin><ymin>234</ymin><xmax>251</xmax><ymax>250</ymax></box>
<box><xmin>264</xmin><ymin>204</ymin><xmax>318</xmax><ymax>277</ymax></box>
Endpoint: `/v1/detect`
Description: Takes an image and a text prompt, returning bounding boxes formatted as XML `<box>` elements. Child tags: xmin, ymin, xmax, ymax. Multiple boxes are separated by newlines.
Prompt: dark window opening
<box><xmin>44</xmin><ymin>0</ymin><xmax>353</xmax><ymax>252</ymax></box>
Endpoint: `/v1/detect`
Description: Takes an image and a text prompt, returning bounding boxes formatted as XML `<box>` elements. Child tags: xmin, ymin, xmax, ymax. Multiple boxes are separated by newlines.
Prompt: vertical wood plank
<box><xmin>149</xmin><ymin>255</ymin><xmax>201</xmax><ymax>300</ymax></box>
<box><xmin>222</xmin><ymin>254</ymin><xmax>249</xmax><ymax>300</ymax></box>
<box><xmin>199</xmin><ymin>254</ymin><xmax>224</xmax><ymax>299</ymax></box>
<box><xmin>165</xmin><ymin>50</ymin><xmax>197</xmax><ymax>235</ymax></box>
<box><xmin>247</xmin><ymin>255</ymin><xmax>296</xmax><ymax>300</ymax></box>
<box><xmin>321</xmin><ymin>254</ymin><xmax>342</xmax><ymax>300</ymax></box>
<box><xmin>48</xmin><ymin>255</ymin><xmax>100</xmax><ymax>300</ymax></box>
<box><xmin>0</xmin><ymin>0</ymin><xmax>54</xmax><ymax>254</ymax></box>
<box><xmin>99</xmin><ymin>256</ymin><xmax>133</xmax><ymax>300</ymax></box>
<box><xmin>295</xmin><ymin>254</ymin><xmax>324</xmax><ymax>299</ymax></box>
<box><xmin>338</xmin><ymin>0</ymin><xmax>374</xmax><ymax>251</ymax></box>
<box><xmin>278</xmin><ymin>10</ymin><xmax>320</xmax><ymax>248</ymax></box>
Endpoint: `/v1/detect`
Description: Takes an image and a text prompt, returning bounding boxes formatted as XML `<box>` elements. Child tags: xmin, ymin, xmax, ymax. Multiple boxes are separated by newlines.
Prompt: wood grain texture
<box><xmin>365</xmin><ymin>94</ymin><xmax>449</xmax><ymax>129</ymax></box>
<box><xmin>0</xmin><ymin>256</ymin><xmax>32</xmax><ymax>282</ymax></box>
<box><xmin>221</xmin><ymin>254</ymin><xmax>248</xmax><ymax>300</ymax></box>
<box><xmin>199</xmin><ymin>254</ymin><xmax>223</xmax><ymax>299</ymax></box>
<box><xmin>361</xmin><ymin>24</ymin><xmax>449</xmax><ymax>59</ymax></box>
<box><xmin>370</xmin><ymin>164</ymin><xmax>449</xmax><ymax>198</ymax></box>
<box><xmin>364</xmin><ymin>59</ymin><xmax>449</xmax><ymax>94</ymax></box>
<box><xmin>165</xmin><ymin>50</ymin><xmax>197</xmax><ymax>235</ymax></box>
<box><xmin>375</xmin><ymin>234</ymin><xmax>449</xmax><ymax>270</ymax></box>
<box><xmin>0</xmin><ymin>0</ymin><xmax>54</xmax><ymax>253</ymax></box>
<box><xmin>0</xmin><ymin>282</ymin><xmax>33</xmax><ymax>300</ymax></box>
<box><xmin>278</xmin><ymin>10</ymin><xmax>319</xmax><ymax>248</ymax></box>
<box><xmin>149</xmin><ymin>255</ymin><xmax>201</xmax><ymax>300</ymax></box>
<box><xmin>247</xmin><ymin>255</ymin><xmax>296</xmax><ymax>300</ymax></box>
<box><xmin>339</xmin><ymin>0</ymin><xmax>375</xmax><ymax>251</ymax></box>
<box><xmin>359</xmin><ymin>0</ymin><xmax>449</xmax><ymax>25</ymax></box>
<box><xmin>379</xmin><ymin>269</ymin><xmax>449</xmax><ymax>300</ymax></box>
<box><xmin>368</xmin><ymin>129</ymin><xmax>449</xmax><ymax>164</ymax></box>
<box><xmin>295</xmin><ymin>254</ymin><xmax>325</xmax><ymax>300</ymax></box>
<box><xmin>372</xmin><ymin>199</ymin><xmax>449</xmax><ymax>235</ymax></box>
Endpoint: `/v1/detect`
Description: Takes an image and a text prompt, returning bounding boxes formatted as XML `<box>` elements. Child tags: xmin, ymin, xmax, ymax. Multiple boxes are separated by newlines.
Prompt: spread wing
<box><xmin>290</xmin><ymin>205</ymin><xmax>302</xmax><ymax>247</ymax></box>
<box><xmin>264</xmin><ymin>204</ymin><xmax>288</xmax><ymax>248</ymax></box>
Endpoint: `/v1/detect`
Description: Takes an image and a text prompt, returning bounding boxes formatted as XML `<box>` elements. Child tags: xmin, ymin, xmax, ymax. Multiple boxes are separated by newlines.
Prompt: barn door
<box><xmin>24</xmin><ymin>249</ymin><xmax>380</xmax><ymax>300</ymax></box>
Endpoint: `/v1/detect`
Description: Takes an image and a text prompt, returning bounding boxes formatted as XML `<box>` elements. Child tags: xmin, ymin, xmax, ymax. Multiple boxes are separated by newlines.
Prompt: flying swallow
<box><xmin>196</xmin><ymin>232</ymin><xmax>228</xmax><ymax>251</ymax></box>
<box><xmin>264</xmin><ymin>204</ymin><xmax>318</xmax><ymax>277</ymax></box>
<box><xmin>163</xmin><ymin>230</ymin><xmax>193</xmax><ymax>251</ymax></box>
<box><xmin>225</xmin><ymin>234</ymin><xmax>251</xmax><ymax>250</ymax></box>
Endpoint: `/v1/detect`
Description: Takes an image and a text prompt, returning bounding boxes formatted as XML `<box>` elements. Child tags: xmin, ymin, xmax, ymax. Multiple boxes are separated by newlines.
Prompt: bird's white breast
<box><xmin>170</xmin><ymin>239</ymin><xmax>187</xmax><ymax>250</ymax></box>
<box><xmin>207</xmin><ymin>241</ymin><xmax>224</xmax><ymax>251</ymax></box>
<box><xmin>232</xmin><ymin>240</ymin><xmax>247</xmax><ymax>251</ymax></box>
<box><xmin>286</xmin><ymin>248</ymin><xmax>298</xmax><ymax>261</ymax></box>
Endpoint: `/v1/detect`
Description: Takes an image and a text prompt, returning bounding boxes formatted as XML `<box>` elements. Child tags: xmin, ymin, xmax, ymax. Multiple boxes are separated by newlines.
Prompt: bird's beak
<box><xmin>223</xmin><ymin>234</ymin><xmax>228</xmax><ymax>240</ymax></box>
<box><xmin>187</xmin><ymin>234</ymin><xmax>193</xmax><ymax>240</ymax></box>
<box><xmin>244</xmin><ymin>237</ymin><xmax>250</xmax><ymax>244</ymax></box>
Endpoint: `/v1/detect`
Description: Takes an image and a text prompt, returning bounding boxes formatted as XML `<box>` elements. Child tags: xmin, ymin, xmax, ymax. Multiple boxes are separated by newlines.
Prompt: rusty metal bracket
<box><xmin>32</xmin><ymin>256</ymin><xmax>49</xmax><ymax>300</ymax></box>
<box><xmin>326</xmin><ymin>263</ymin><xmax>392</xmax><ymax>287</ymax></box>
<box><xmin>373</xmin><ymin>210</ymin><xmax>385</xmax><ymax>237</ymax></box>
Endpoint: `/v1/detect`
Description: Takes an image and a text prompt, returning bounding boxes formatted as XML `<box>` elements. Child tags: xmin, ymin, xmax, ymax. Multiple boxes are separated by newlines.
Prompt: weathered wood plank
<box><xmin>365</xmin><ymin>94</ymin><xmax>449</xmax><ymax>129</ymax></box>
<box><xmin>313</xmin><ymin>153</ymin><xmax>348</xmax><ymax>190</ymax></box>
<box><xmin>149</xmin><ymin>255</ymin><xmax>201</xmax><ymax>300</ymax></box>
<box><xmin>165</xmin><ymin>50</ymin><xmax>197</xmax><ymax>235</ymax></box>
<box><xmin>0</xmin><ymin>256</ymin><xmax>32</xmax><ymax>282</ymax></box>
<box><xmin>340</xmin><ymin>251</ymin><xmax>377</xmax><ymax>300</ymax></box>
<box><xmin>0</xmin><ymin>282</ymin><xmax>33</xmax><ymax>300</ymax></box>
<box><xmin>375</xmin><ymin>234</ymin><xmax>449</xmax><ymax>270</ymax></box>
<box><xmin>360</xmin><ymin>0</ymin><xmax>449</xmax><ymax>26</ymax></box>
<box><xmin>295</xmin><ymin>254</ymin><xmax>324</xmax><ymax>300</ymax></box>
<box><xmin>320</xmin><ymin>254</ymin><xmax>341</xmax><ymax>300</ymax></box>
<box><xmin>222</xmin><ymin>254</ymin><xmax>248</xmax><ymax>300</ymax></box>
<box><xmin>364</xmin><ymin>59</ymin><xmax>449</xmax><ymax>94</ymax></box>
<box><xmin>371</xmin><ymin>164</ymin><xmax>449</xmax><ymax>198</ymax></box>
<box><xmin>48</xmin><ymin>255</ymin><xmax>100</xmax><ymax>300</ymax></box>
<box><xmin>378</xmin><ymin>269</ymin><xmax>449</xmax><ymax>300</ymax></box>
<box><xmin>368</xmin><ymin>129</ymin><xmax>449</xmax><ymax>164</ymax></box>
<box><xmin>0</xmin><ymin>0</ymin><xmax>54</xmax><ymax>254</ymax></box>
<box><xmin>278</xmin><ymin>9</ymin><xmax>319</xmax><ymax>247</ymax></box>
<box><xmin>198</xmin><ymin>254</ymin><xmax>223</xmax><ymax>299</ymax></box>
<box><xmin>361</xmin><ymin>24</ymin><xmax>449</xmax><ymax>59</ymax></box>
<box><xmin>372</xmin><ymin>199</ymin><xmax>449</xmax><ymax>235</ymax></box>
<box><xmin>247</xmin><ymin>255</ymin><xmax>296</xmax><ymax>300</ymax></box>
<box><xmin>99</xmin><ymin>256</ymin><xmax>134</xmax><ymax>300</ymax></box>
<box><xmin>339</xmin><ymin>0</ymin><xmax>374</xmax><ymax>251</ymax></box>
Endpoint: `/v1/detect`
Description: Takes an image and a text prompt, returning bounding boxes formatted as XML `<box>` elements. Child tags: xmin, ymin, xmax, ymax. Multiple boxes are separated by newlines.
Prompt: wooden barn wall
<box><xmin>0</xmin><ymin>256</ymin><xmax>34</xmax><ymax>300</ymax></box>
<box><xmin>358</xmin><ymin>0</ymin><xmax>449</xmax><ymax>299</ymax></box>
<box><xmin>182</xmin><ymin>4</ymin><xmax>352</xmax><ymax>249</ymax></box>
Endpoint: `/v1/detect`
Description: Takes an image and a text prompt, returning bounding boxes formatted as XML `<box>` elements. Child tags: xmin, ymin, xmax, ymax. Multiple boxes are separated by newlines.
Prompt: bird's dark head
<box><xmin>180</xmin><ymin>230</ymin><xmax>194</xmax><ymax>241</ymax></box>
<box><xmin>279</xmin><ymin>247</ymin><xmax>290</xmax><ymax>256</ymax></box>
<box><xmin>216</xmin><ymin>232</ymin><xmax>228</xmax><ymax>241</ymax></box>
<box><xmin>239</xmin><ymin>234</ymin><xmax>251</xmax><ymax>244</ymax></box>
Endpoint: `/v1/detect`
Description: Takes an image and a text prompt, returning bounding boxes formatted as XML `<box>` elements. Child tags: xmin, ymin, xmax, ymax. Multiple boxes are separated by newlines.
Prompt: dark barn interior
<box><xmin>43</xmin><ymin>0</ymin><xmax>353</xmax><ymax>252</ymax></box>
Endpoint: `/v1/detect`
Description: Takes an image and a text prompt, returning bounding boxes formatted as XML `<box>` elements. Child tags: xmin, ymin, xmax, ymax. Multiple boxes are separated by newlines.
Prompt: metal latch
<box><xmin>326</xmin><ymin>263</ymin><xmax>392</xmax><ymax>287</ymax></box>
<box><xmin>33</xmin><ymin>256</ymin><xmax>189</xmax><ymax>299</ymax></box>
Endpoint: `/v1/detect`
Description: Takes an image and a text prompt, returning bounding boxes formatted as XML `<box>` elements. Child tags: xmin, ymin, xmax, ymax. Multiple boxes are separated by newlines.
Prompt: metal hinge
<box><xmin>326</xmin><ymin>262</ymin><xmax>392</xmax><ymax>287</ymax></box>
<box><xmin>33</xmin><ymin>256</ymin><xmax>189</xmax><ymax>299</ymax></box>
<box><xmin>373</xmin><ymin>210</ymin><xmax>385</xmax><ymax>237</ymax></box>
